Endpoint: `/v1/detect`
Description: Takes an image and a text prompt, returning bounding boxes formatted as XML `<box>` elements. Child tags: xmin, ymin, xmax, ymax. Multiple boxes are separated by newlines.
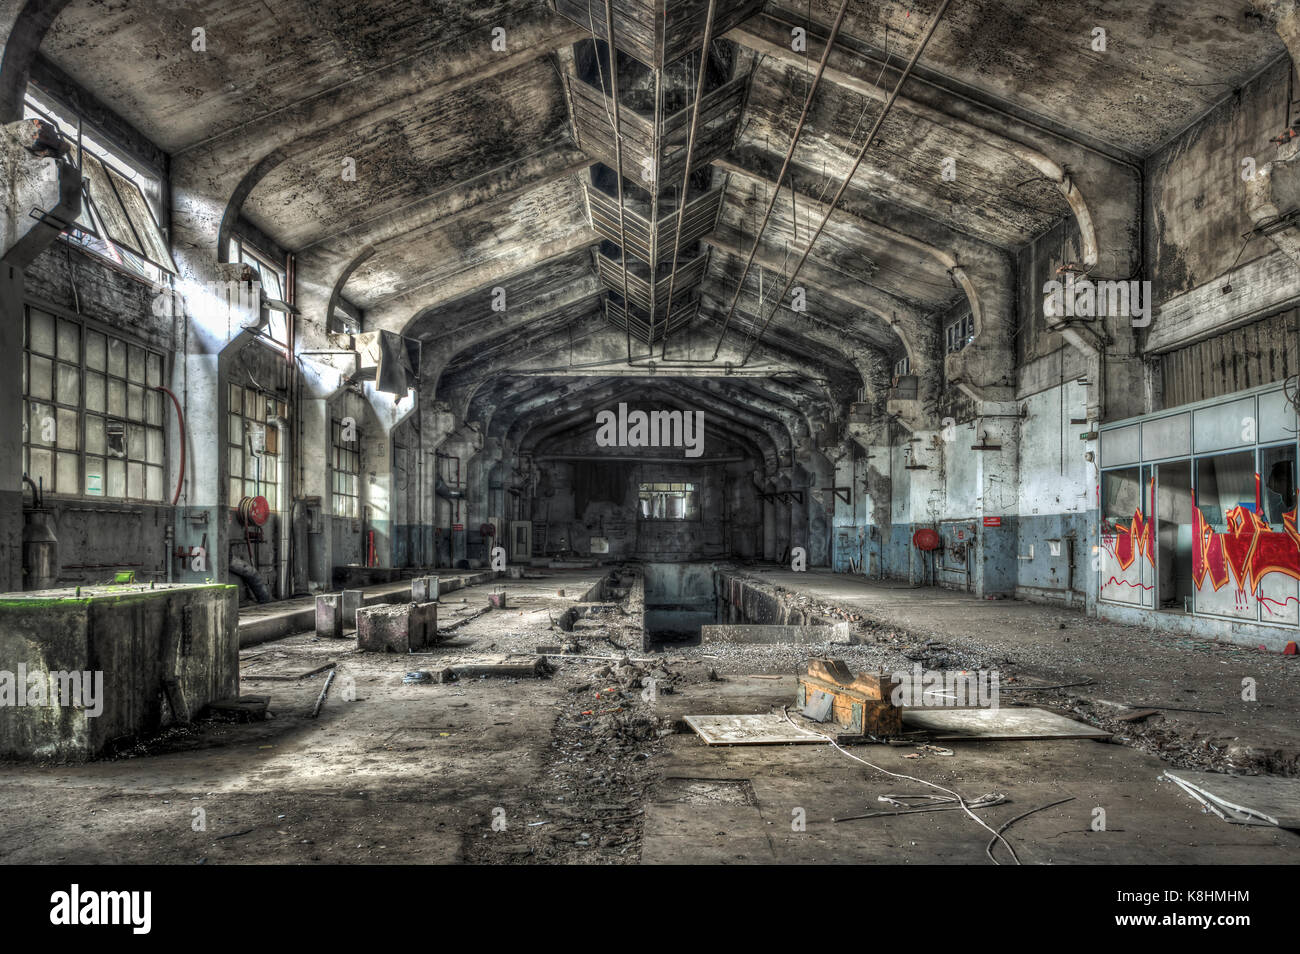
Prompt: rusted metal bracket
<box><xmin>821</xmin><ymin>485</ymin><xmax>852</xmax><ymax>506</ymax></box>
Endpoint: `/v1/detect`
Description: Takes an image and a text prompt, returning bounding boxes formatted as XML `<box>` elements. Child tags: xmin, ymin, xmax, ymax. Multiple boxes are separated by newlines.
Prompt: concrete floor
<box><xmin>647</xmin><ymin>677</ymin><xmax>1296</xmax><ymax>864</ymax></box>
<box><xmin>1</xmin><ymin>566</ymin><xmax>1297</xmax><ymax>864</ymax></box>
<box><xmin>746</xmin><ymin>568</ymin><xmax>1300</xmax><ymax>772</ymax></box>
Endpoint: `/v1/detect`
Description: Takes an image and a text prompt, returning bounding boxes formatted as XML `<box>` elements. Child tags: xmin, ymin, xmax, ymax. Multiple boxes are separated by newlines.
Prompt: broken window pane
<box><xmin>80</xmin><ymin>152</ymin><xmax>145</xmax><ymax>258</ymax></box>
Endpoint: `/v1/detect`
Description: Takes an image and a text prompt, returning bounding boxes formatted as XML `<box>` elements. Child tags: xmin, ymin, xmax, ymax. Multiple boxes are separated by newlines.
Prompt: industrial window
<box><xmin>23</xmin><ymin>89</ymin><xmax>175</xmax><ymax>281</ymax></box>
<box><xmin>944</xmin><ymin>313</ymin><xmax>974</xmax><ymax>354</ymax></box>
<box><xmin>638</xmin><ymin>481</ymin><xmax>698</xmax><ymax>520</ymax></box>
<box><xmin>22</xmin><ymin>304</ymin><xmax>166</xmax><ymax>501</ymax></box>
<box><xmin>331</xmin><ymin>418</ymin><xmax>361</xmax><ymax>519</ymax></box>
<box><xmin>228</xmin><ymin>384</ymin><xmax>283</xmax><ymax>511</ymax></box>
<box><xmin>229</xmin><ymin>237</ymin><xmax>291</xmax><ymax>355</ymax></box>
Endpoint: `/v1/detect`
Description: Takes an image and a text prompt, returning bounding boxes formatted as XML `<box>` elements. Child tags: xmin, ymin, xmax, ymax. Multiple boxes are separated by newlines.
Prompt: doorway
<box><xmin>1154</xmin><ymin>460</ymin><xmax>1193</xmax><ymax>612</ymax></box>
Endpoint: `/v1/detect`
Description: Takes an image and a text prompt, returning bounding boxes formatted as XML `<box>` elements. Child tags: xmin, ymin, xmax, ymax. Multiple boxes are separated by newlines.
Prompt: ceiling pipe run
<box><xmin>739</xmin><ymin>0</ymin><xmax>954</xmax><ymax>366</ymax></box>
<box><xmin>600</xmin><ymin>0</ymin><xmax>635</xmax><ymax>363</ymax></box>
<box><xmin>709</xmin><ymin>0</ymin><xmax>852</xmax><ymax>361</ymax></box>
<box><xmin>654</xmin><ymin>0</ymin><xmax>717</xmax><ymax>358</ymax></box>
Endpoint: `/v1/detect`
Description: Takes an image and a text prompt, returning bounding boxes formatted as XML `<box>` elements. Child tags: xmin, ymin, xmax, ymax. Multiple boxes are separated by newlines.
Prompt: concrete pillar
<box><xmin>360</xmin><ymin>383</ymin><xmax>416</xmax><ymax>569</ymax></box>
<box><xmin>970</xmin><ymin>410</ymin><xmax>1022</xmax><ymax>598</ymax></box>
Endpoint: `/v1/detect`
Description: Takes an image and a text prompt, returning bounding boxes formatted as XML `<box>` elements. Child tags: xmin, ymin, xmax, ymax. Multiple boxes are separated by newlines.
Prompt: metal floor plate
<box><xmin>902</xmin><ymin>706</ymin><xmax>1113</xmax><ymax>741</ymax></box>
<box><xmin>684</xmin><ymin>713</ymin><xmax>830</xmax><ymax>746</ymax></box>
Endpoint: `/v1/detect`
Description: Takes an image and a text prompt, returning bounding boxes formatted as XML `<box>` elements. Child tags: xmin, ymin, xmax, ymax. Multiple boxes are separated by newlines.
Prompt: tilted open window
<box><xmin>24</xmin><ymin>88</ymin><xmax>176</xmax><ymax>281</ymax></box>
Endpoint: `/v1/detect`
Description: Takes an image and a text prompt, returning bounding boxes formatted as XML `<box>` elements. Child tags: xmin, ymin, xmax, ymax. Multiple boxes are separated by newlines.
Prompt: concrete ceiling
<box><xmin>35</xmin><ymin>0</ymin><xmax>1290</xmax><ymax>462</ymax></box>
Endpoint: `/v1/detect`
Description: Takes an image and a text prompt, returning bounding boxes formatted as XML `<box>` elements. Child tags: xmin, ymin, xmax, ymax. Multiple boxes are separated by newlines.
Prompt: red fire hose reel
<box><xmin>912</xmin><ymin>528</ymin><xmax>941</xmax><ymax>551</ymax></box>
<box><xmin>238</xmin><ymin>495</ymin><xmax>271</xmax><ymax>527</ymax></box>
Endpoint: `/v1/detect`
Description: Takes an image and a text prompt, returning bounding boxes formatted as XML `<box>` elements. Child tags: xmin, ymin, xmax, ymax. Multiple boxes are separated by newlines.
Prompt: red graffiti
<box><xmin>1192</xmin><ymin>474</ymin><xmax>1300</xmax><ymax>598</ymax></box>
<box><xmin>1110</xmin><ymin>477</ymin><xmax>1156</xmax><ymax>572</ymax></box>
<box><xmin>1103</xmin><ymin>576</ymin><xmax>1153</xmax><ymax>591</ymax></box>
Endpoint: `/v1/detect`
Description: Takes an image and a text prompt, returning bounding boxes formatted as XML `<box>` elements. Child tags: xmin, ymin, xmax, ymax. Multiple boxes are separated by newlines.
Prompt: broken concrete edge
<box><xmin>0</xmin><ymin>583</ymin><xmax>238</xmax><ymax>610</ymax></box>
<box><xmin>716</xmin><ymin>569</ymin><xmax>865</xmax><ymax>640</ymax></box>
<box><xmin>699</xmin><ymin>622</ymin><xmax>852</xmax><ymax>645</ymax></box>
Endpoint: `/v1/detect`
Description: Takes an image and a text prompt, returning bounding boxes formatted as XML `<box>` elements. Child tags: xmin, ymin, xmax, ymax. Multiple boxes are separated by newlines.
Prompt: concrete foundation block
<box><xmin>315</xmin><ymin>590</ymin><xmax>362</xmax><ymax>638</ymax></box>
<box><xmin>411</xmin><ymin>576</ymin><xmax>439</xmax><ymax>602</ymax></box>
<box><xmin>488</xmin><ymin>591</ymin><xmax>507</xmax><ymax>608</ymax></box>
<box><xmin>0</xmin><ymin>582</ymin><xmax>239</xmax><ymax>760</ymax></box>
<box><xmin>356</xmin><ymin>602</ymin><xmax>438</xmax><ymax>653</ymax></box>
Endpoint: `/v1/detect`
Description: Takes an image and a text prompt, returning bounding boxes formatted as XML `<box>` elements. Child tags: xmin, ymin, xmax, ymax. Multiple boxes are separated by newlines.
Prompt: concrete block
<box><xmin>488</xmin><ymin>591</ymin><xmax>507</xmax><ymax>608</ymax></box>
<box><xmin>411</xmin><ymin>576</ymin><xmax>439</xmax><ymax>602</ymax></box>
<box><xmin>315</xmin><ymin>590</ymin><xmax>362</xmax><ymax>638</ymax></box>
<box><xmin>356</xmin><ymin>602</ymin><xmax>438</xmax><ymax>653</ymax></box>
<box><xmin>0</xmin><ymin>582</ymin><xmax>239</xmax><ymax>760</ymax></box>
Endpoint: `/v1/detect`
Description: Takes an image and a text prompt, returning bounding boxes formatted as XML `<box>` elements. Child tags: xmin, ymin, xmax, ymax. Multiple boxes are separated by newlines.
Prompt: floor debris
<box><xmin>1165</xmin><ymin>770</ymin><xmax>1300</xmax><ymax>828</ymax></box>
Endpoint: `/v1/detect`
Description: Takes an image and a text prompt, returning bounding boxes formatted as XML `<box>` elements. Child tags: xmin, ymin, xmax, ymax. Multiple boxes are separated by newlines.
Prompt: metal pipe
<box><xmin>154</xmin><ymin>386</ymin><xmax>186</xmax><ymax>505</ymax></box>
<box><xmin>709</xmin><ymin>0</ymin><xmax>852</xmax><ymax>360</ymax></box>
<box><xmin>658</xmin><ymin>0</ymin><xmax>717</xmax><ymax>359</ymax></box>
<box><xmin>740</xmin><ymin>0</ymin><xmax>953</xmax><ymax>366</ymax></box>
<box><xmin>644</xmin><ymin>63</ymin><xmax>665</xmax><ymax>353</ymax></box>
<box><xmin>601</xmin><ymin>0</ymin><xmax>634</xmax><ymax>364</ymax></box>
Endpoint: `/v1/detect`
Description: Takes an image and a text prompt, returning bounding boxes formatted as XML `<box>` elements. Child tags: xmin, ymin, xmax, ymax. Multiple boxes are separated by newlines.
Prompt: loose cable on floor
<box><xmin>780</xmin><ymin>708</ymin><xmax>1020</xmax><ymax>864</ymax></box>
<box><xmin>984</xmin><ymin>796</ymin><xmax>1077</xmax><ymax>865</ymax></box>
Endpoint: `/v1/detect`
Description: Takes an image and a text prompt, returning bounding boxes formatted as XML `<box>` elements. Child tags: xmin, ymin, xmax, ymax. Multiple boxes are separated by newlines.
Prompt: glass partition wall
<box><xmin>1099</xmin><ymin>384</ymin><xmax>1299</xmax><ymax>626</ymax></box>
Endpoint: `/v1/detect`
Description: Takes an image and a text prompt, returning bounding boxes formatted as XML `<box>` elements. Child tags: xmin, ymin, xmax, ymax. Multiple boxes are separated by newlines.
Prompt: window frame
<box><xmin>637</xmin><ymin>481</ymin><xmax>699</xmax><ymax>522</ymax></box>
<box><xmin>21</xmin><ymin>300</ymin><xmax>168</xmax><ymax>503</ymax></box>
<box><xmin>23</xmin><ymin>88</ymin><xmax>175</xmax><ymax>282</ymax></box>
<box><xmin>227</xmin><ymin>383</ymin><xmax>284</xmax><ymax>512</ymax></box>
<box><xmin>229</xmin><ymin>237</ymin><xmax>291</xmax><ymax>356</ymax></box>
<box><xmin>944</xmin><ymin>313</ymin><xmax>975</xmax><ymax>355</ymax></box>
<box><xmin>330</xmin><ymin>417</ymin><xmax>361</xmax><ymax>519</ymax></box>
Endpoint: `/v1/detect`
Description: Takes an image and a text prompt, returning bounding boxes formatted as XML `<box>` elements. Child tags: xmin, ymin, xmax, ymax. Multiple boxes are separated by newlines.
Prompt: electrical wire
<box><xmin>780</xmin><ymin>707</ymin><xmax>1020</xmax><ymax>863</ymax></box>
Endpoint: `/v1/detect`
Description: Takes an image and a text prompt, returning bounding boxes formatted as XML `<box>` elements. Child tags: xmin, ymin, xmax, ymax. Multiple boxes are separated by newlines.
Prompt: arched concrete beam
<box><xmin>726</xmin><ymin>12</ymin><xmax>1099</xmax><ymax>269</ymax></box>
<box><xmin>0</xmin><ymin>0</ymin><xmax>69</xmax><ymax>122</ymax></box>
